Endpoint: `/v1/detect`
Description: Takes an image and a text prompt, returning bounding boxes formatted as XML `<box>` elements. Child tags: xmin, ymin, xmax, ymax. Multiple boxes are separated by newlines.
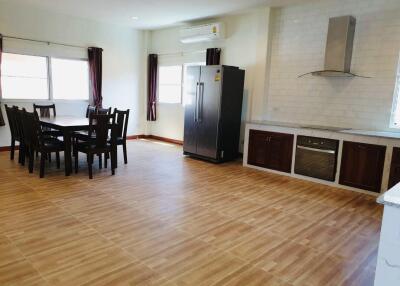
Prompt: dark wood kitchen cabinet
<box><xmin>339</xmin><ymin>141</ymin><xmax>386</xmax><ymax>193</ymax></box>
<box><xmin>247</xmin><ymin>130</ymin><xmax>294</xmax><ymax>173</ymax></box>
<box><xmin>388</xmin><ymin>147</ymin><xmax>400</xmax><ymax>189</ymax></box>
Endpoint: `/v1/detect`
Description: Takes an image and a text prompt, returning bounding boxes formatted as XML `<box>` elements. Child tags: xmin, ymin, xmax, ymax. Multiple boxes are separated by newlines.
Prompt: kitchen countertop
<box><xmin>378</xmin><ymin>183</ymin><xmax>400</xmax><ymax>208</ymax></box>
<box><xmin>248</xmin><ymin>120</ymin><xmax>400</xmax><ymax>139</ymax></box>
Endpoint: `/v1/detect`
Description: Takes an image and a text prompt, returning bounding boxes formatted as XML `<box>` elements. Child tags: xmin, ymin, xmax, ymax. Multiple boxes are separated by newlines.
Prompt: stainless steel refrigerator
<box><xmin>183</xmin><ymin>65</ymin><xmax>245</xmax><ymax>163</ymax></box>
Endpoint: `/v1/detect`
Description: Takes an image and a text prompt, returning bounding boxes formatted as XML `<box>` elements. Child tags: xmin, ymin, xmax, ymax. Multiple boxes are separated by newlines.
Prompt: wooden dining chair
<box><xmin>112</xmin><ymin>108</ymin><xmax>130</xmax><ymax>164</ymax></box>
<box><xmin>4</xmin><ymin>105</ymin><xmax>17</xmax><ymax>160</ymax></box>
<box><xmin>74</xmin><ymin>114</ymin><xmax>116</xmax><ymax>179</ymax></box>
<box><xmin>96</xmin><ymin>107</ymin><xmax>112</xmax><ymax>115</ymax></box>
<box><xmin>33</xmin><ymin>104</ymin><xmax>62</xmax><ymax>162</ymax></box>
<box><xmin>86</xmin><ymin>105</ymin><xmax>97</xmax><ymax>118</ymax></box>
<box><xmin>21</xmin><ymin>109</ymin><xmax>64</xmax><ymax>178</ymax></box>
<box><xmin>4</xmin><ymin>104</ymin><xmax>26</xmax><ymax>164</ymax></box>
<box><xmin>33</xmin><ymin>103</ymin><xmax>56</xmax><ymax>117</ymax></box>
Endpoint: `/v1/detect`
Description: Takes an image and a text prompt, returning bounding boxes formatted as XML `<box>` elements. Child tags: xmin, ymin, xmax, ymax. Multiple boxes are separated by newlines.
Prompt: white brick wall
<box><xmin>266</xmin><ymin>0</ymin><xmax>400</xmax><ymax>130</ymax></box>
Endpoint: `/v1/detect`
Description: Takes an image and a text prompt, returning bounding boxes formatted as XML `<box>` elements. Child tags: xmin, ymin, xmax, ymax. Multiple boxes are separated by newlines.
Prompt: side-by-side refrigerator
<box><xmin>183</xmin><ymin>65</ymin><xmax>245</xmax><ymax>163</ymax></box>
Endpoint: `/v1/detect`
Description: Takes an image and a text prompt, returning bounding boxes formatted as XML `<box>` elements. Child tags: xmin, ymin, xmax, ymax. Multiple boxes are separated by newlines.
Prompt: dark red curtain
<box><xmin>206</xmin><ymin>48</ymin><xmax>221</xmax><ymax>65</ymax></box>
<box><xmin>147</xmin><ymin>54</ymin><xmax>158</xmax><ymax>121</ymax></box>
<box><xmin>0</xmin><ymin>34</ymin><xmax>5</xmax><ymax>126</ymax></box>
<box><xmin>88</xmin><ymin>47</ymin><xmax>103</xmax><ymax>108</ymax></box>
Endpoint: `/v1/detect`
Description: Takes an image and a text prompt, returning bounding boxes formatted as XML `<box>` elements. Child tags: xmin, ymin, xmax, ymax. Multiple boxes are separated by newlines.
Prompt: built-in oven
<box><xmin>294</xmin><ymin>135</ymin><xmax>339</xmax><ymax>182</ymax></box>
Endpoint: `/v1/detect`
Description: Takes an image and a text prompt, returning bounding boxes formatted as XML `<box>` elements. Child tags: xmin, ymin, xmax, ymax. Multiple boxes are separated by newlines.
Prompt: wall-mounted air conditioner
<box><xmin>180</xmin><ymin>23</ymin><xmax>225</xmax><ymax>44</ymax></box>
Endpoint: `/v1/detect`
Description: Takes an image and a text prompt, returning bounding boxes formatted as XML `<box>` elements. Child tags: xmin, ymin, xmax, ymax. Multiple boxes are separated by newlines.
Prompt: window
<box><xmin>390</xmin><ymin>55</ymin><xmax>400</xmax><ymax>128</ymax></box>
<box><xmin>158</xmin><ymin>65</ymin><xmax>182</xmax><ymax>104</ymax></box>
<box><xmin>0</xmin><ymin>52</ymin><xmax>89</xmax><ymax>101</ymax></box>
<box><xmin>158</xmin><ymin>62</ymin><xmax>206</xmax><ymax>104</ymax></box>
<box><xmin>51</xmin><ymin>58</ymin><xmax>89</xmax><ymax>100</ymax></box>
<box><xmin>1</xmin><ymin>53</ymin><xmax>49</xmax><ymax>100</ymax></box>
<box><xmin>183</xmin><ymin>62</ymin><xmax>205</xmax><ymax>106</ymax></box>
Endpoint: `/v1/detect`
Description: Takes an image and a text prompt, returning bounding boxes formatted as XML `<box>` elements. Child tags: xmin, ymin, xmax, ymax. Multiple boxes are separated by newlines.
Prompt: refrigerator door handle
<box><xmin>194</xmin><ymin>82</ymin><xmax>199</xmax><ymax>122</ymax></box>
<box><xmin>198</xmin><ymin>82</ymin><xmax>204</xmax><ymax>122</ymax></box>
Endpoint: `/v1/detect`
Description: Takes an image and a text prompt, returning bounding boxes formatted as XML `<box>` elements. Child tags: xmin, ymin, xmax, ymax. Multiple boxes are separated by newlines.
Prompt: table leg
<box><xmin>63</xmin><ymin>130</ymin><xmax>72</xmax><ymax>176</ymax></box>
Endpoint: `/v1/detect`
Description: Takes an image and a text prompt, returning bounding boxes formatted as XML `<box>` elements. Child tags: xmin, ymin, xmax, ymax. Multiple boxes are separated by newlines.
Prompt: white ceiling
<box><xmin>1</xmin><ymin>0</ymin><xmax>314</xmax><ymax>30</ymax></box>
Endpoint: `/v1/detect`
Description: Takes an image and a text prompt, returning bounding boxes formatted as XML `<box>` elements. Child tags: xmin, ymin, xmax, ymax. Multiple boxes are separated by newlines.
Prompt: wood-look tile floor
<box><xmin>0</xmin><ymin>139</ymin><xmax>382</xmax><ymax>286</ymax></box>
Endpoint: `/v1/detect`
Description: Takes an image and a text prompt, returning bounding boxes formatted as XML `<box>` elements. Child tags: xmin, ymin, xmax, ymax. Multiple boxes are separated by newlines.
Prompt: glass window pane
<box><xmin>1</xmin><ymin>53</ymin><xmax>49</xmax><ymax>100</ymax></box>
<box><xmin>182</xmin><ymin>62</ymin><xmax>206</xmax><ymax>106</ymax></box>
<box><xmin>2</xmin><ymin>77</ymin><xmax>48</xmax><ymax>100</ymax></box>
<box><xmin>51</xmin><ymin>58</ymin><xmax>89</xmax><ymax>100</ymax></box>
<box><xmin>159</xmin><ymin>85</ymin><xmax>182</xmax><ymax>104</ymax></box>
<box><xmin>159</xmin><ymin>66</ymin><xmax>182</xmax><ymax>85</ymax></box>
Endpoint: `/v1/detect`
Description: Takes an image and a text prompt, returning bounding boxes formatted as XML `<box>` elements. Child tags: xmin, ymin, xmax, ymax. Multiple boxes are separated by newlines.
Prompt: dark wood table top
<box><xmin>40</xmin><ymin>116</ymin><xmax>89</xmax><ymax>131</ymax></box>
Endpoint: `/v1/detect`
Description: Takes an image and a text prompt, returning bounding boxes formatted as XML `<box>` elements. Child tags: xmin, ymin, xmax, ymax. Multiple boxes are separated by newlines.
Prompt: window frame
<box><xmin>157</xmin><ymin>62</ymin><xmax>206</xmax><ymax>105</ymax></box>
<box><xmin>0</xmin><ymin>51</ymin><xmax>90</xmax><ymax>103</ymax></box>
<box><xmin>0</xmin><ymin>52</ymin><xmax>51</xmax><ymax>101</ymax></box>
<box><xmin>157</xmin><ymin>64</ymin><xmax>184</xmax><ymax>105</ymax></box>
<box><xmin>49</xmin><ymin>56</ymin><xmax>90</xmax><ymax>102</ymax></box>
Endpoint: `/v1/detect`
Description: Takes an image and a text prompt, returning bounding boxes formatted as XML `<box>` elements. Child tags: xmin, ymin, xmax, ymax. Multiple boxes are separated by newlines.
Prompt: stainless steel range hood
<box><xmin>299</xmin><ymin>16</ymin><xmax>369</xmax><ymax>78</ymax></box>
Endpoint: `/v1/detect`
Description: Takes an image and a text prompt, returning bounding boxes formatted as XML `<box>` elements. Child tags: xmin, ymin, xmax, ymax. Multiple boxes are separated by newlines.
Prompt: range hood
<box><xmin>299</xmin><ymin>16</ymin><xmax>369</xmax><ymax>78</ymax></box>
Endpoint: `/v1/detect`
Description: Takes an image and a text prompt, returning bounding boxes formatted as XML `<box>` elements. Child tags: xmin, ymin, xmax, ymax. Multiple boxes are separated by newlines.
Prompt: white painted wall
<box><xmin>148</xmin><ymin>7</ymin><xmax>272</xmax><ymax>149</ymax></box>
<box><xmin>266</xmin><ymin>0</ymin><xmax>400</xmax><ymax>130</ymax></box>
<box><xmin>0</xmin><ymin>2</ymin><xmax>147</xmax><ymax>147</ymax></box>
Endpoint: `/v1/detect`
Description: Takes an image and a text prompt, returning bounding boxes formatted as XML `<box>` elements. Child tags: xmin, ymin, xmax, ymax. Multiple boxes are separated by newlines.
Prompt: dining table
<box><xmin>40</xmin><ymin>116</ymin><xmax>90</xmax><ymax>176</ymax></box>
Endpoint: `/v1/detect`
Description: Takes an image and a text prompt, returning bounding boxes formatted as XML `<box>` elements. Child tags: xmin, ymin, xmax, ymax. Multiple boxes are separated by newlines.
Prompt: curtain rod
<box><xmin>1</xmin><ymin>35</ymin><xmax>87</xmax><ymax>49</ymax></box>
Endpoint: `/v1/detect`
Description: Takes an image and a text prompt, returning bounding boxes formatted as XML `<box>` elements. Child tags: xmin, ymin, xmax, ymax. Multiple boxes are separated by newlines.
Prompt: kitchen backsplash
<box><xmin>266</xmin><ymin>0</ymin><xmax>400</xmax><ymax>130</ymax></box>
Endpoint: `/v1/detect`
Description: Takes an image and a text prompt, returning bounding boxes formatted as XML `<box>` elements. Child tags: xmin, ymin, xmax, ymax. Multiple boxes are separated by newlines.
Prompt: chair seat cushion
<box><xmin>43</xmin><ymin>130</ymin><xmax>63</xmax><ymax>137</ymax></box>
<box><xmin>76</xmin><ymin>140</ymin><xmax>111</xmax><ymax>152</ymax></box>
<box><xmin>42</xmin><ymin>137</ymin><xmax>64</xmax><ymax>150</ymax></box>
<box><xmin>108</xmin><ymin>137</ymin><xmax>124</xmax><ymax>144</ymax></box>
<box><xmin>73</xmin><ymin>130</ymin><xmax>95</xmax><ymax>139</ymax></box>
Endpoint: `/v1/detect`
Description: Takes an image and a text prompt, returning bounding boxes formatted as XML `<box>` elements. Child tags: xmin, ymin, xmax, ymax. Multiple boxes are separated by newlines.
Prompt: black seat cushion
<box><xmin>42</xmin><ymin>137</ymin><xmax>64</xmax><ymax>150</ymax></box>
<box><xmin>108</xmin><ymin>136</ymin><xmax>124</xmax><ymax>144</ymax></box>
<box><xmin>73</xmin><ymin>131</ymin><xmax>96</xmax><ymax>141</ymax></box>
<box><xmin>42</xmin><ymin>130</ymin><xmax>63</xmax><ymax>138</ymax></box>
<box><xmin>75</xmin><ymin>140</ymin><xmax>112</xmax><ymax>154</ymax></box>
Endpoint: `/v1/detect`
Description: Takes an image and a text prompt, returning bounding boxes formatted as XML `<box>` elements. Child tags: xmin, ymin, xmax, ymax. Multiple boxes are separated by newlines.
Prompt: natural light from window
<box><xmin>158</xmin><ymin>65</ymin><xmax>182</xmax><ymax>104</ymax></box>
<box><xmin>51</xmin><ymin>58</ymin><xmax>89</xmax><ymax>100</ymax></box>
<box><xmin>1</xmin><ymin>53</ymin><xmax>49</xmax><ymax>100</ymax></box>
<box><xmin>390</xmin><ymin>54</ymin><xmax>400</xmax><ymax>128</ymax></box>
<box><xmin>183</xmin><ymin>62</ymin><xmax>205</xmax><ymax>106</ymax></box>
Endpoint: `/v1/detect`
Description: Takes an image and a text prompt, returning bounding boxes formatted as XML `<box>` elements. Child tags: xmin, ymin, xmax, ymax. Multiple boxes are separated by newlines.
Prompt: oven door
<box><xmin>294</xmin><ymin>146</ymin><xmax>337</xmax><ymax>181</ymax></box>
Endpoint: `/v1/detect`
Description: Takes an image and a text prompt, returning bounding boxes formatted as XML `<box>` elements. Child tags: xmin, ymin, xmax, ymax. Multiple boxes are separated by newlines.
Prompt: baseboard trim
<box><xmin>126</xmin><ymin>135</ymin><xmax>144</xmax><ymax>140</ymax></box>
<box><xmin>127</xmin><ymin>134</ymin><xmax>183</xmax><ymax>145</ymax></box>
<box><xmin>0</xmin><ymin>135</ymin><xmax>183</xmax><ymax>151</ymax></box>
<box><xmin>0</xmin><ymin>146</ymin><xmax>19</xmax><ymax>152</ymax></box>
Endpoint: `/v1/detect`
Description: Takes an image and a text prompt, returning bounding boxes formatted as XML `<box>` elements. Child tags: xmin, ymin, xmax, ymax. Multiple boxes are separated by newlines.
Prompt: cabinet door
<box><xmin>183</xmin><ymin>66</ymin><xmax>201</xmax><ymax>154</ymax></box>
<box><xmin>388</xmin><ymin>147</ymin><xmax>400</xmax><ymax>189</ymax></box>
<box><xmin>247</xmin><ymin>130</ymin><xmax>294</xmax><ymax>173</ymax></box>
<box><xmin>266</xmin><ymin>132</ymin><xmax>294</xmax><ymax>173</ymax></box>
<box><xmin>195</xmin><ymin>66</ymin><xmax>221</xmax><ymax>159</ymax></box>
<box><xmin>339</xmin><ymin>141</ymin><xmax>386</xmax><ymax>193</ymax></box>
<box><xmin>247</xmin><ymin>130</ymin><xmax>269</xmax><ymax>167</ymax></box>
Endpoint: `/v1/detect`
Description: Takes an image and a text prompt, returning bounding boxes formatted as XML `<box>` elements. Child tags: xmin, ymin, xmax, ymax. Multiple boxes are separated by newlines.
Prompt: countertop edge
<box><xmin>377</xmin><ymin>183</ymin><xmax>400</xmax><ymax>208</ymax></box>
<box><xmin>246</xmin><ymin>121</ymin><xmax>400</xmax><ymax>140</ymax></box>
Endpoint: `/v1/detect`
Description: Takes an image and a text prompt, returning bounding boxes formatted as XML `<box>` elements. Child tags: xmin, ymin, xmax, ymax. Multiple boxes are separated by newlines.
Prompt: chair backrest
<box><xmin>21</xmin><ymin>109</ymin><xmax>42</xmax><ymax>148</ymax></box>
<box><xmin>33</xmin><ymin>103</ymin><xmax>56</xmax><ymax>118</ymax></box>
<box><xmin>86</xmin><ymin>105</ymin><xmax>97</xmax><ymax>118</ymax></box>
<box><xmin>13</xmin><ymin>107</ymin><xmax>25</xmax><ymax>143</ymax></box>
<box><xmin>113</xmin><ymin>108</ymin><xmax>130</xmax><ymax>139</ymax></box>
<box><xmin>4</xmin><ymin>104</ymin><xmax>17</xmax><ymax>139</ymax></box>
<box><xmin>88</xmin><ymin>114</ymin><xmax>115</xmax><ymax>149</ymax></box>
<box><xmin>96</xmin><ymin>107</ymin><xmax>111</xmax><ymax>115</ymax></box>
